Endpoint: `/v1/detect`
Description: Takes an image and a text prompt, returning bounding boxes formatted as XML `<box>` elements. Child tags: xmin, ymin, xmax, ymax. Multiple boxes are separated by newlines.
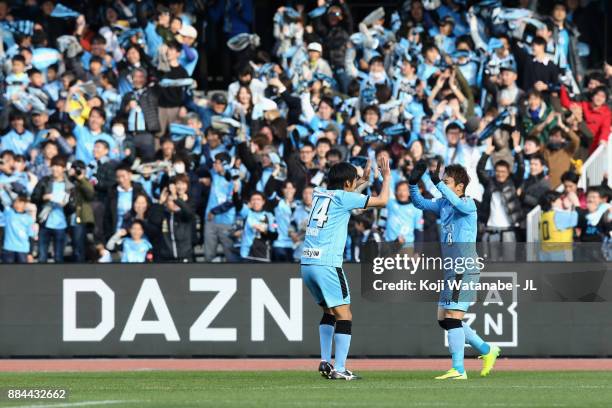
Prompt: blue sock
<box><xmin>446</xmin><ymin>320</ymin><xmax>465</xmax><ymax>374</ymax></box>
<box><xmin>319</xmin><ymin>314</ymin><xmax>335</xmax><ymax>362</ymax></box>
<box><xmin>462</xmin><ymin>322</ymin><xmax>490</xmax><ymax>355</ymax></box>
<box><xmin>334</xmin><ymin>320</ymin><xmax>352</xmax><ymax>372</ymax></box>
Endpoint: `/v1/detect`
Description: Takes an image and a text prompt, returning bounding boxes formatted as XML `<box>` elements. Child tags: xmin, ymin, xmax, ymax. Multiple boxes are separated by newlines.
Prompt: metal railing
<box><xmin>578</xmin><ymin>144</ymin><xmax>610</xmax><ymax>190</ymax></box>
<box><xmin>525</xmin><ymin>143</ymin><xmax>610</xmax><ymax>247</ymax></box>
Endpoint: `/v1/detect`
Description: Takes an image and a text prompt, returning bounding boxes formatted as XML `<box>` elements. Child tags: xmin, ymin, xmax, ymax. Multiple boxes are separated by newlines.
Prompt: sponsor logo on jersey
<box><xmin>302</xmin><ymin>248</ymin><xmax>322</xmax><ymax>259</ymax></box>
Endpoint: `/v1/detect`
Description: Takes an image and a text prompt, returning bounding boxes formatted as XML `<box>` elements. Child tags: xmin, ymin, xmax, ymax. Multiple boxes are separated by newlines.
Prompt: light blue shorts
<box><xmin>438</xmin><ymin>270</ymin><xmax>480</xmax><ymax>312</ymax></box>
<box><xmin>301</xmin><ymin>264</ymin><xmax>351</xmax><ymax>308</ymax></box>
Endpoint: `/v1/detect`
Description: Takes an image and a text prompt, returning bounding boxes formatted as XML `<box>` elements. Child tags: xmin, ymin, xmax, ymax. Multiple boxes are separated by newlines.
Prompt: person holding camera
<box><xmin>150</xmin><ymin>174</ymin><xmax>196</xmax><ymax>262</ymax></box>
<box><xmin>68</xmin><ymin>160</ymin><xmax>95</xmax><ymax>262</ymax></box>
<box><xmin>237</xmin><ymin>191</ymin><xmax>278</xmax><ymax>263</ymax></box>
<box><xmin>31</xmin><ymin>156</ymin><xmax>75</xmax><ymax>263</ymax></box>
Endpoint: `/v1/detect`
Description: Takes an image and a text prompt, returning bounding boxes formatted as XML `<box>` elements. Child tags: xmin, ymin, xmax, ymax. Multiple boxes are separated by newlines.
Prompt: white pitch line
<box><xmin>3</xmin><ymin>400</ymin><xmax>143</xmax><ymax>408</ymax></box>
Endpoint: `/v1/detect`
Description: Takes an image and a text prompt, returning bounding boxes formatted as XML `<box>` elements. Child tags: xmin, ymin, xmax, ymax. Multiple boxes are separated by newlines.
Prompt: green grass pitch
<box><xmin>0</xmin><ymin>371</ymin><xmax>611</xmax><ymax>407</ymax></box>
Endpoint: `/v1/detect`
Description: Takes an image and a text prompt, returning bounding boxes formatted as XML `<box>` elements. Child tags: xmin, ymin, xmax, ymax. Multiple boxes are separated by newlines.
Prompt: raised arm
<box><xmin>435</xmin><ymin>181</ymin><xmax>476</xmax><ymax>214</ymax></box>
<box><xmin>407</xmin><ymin>160</ymin><xmax>441</xmax><ymax>214</ymax></box>
<box><xmin>365</xmin><ymin>157</ymin><xmax>391</xmax><ymax>208</ymax></box>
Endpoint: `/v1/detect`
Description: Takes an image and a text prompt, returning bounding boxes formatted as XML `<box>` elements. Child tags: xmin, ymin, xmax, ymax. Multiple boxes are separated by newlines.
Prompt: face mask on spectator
<box><xmin>112</xmin><ymin>125</ymin><xmax>125</xmax><ymax>138</ymax></box>
<box><xmin>369</xmin><ymin>71</ymin><xmax>386</xmax><ymax>84</ymax></box>
<box><xmin>174</xmin><ymin>162</ymin><xmax>186</xmax><ymax>174</ymax></box>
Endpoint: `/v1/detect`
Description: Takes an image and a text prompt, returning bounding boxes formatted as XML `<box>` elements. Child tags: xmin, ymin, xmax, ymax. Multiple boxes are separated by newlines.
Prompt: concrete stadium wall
<box><xmin>0</xmin><ymin>263</ymin><xmax>611</xmax><ymax>357</ymax></box>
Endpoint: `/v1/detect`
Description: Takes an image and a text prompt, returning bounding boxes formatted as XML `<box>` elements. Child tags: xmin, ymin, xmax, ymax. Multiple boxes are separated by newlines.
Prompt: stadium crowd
<box><xmin>0</xmin><ymin>0</ymin><xmax>610</xmax><ymax>263</ymax></box>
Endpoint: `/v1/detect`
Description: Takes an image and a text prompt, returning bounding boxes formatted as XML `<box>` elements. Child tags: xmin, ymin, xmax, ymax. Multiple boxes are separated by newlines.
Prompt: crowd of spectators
<box><xmin>0</xmin><ymin>0</ymin><xmax>610</xmax><ymax>263</ymax></box>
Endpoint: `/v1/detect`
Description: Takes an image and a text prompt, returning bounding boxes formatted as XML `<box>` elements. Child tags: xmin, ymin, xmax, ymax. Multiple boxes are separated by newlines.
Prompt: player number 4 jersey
<box><xmin>301</xmin><ymin>188</ymin><xmax>369</xmax><ymax>268</ymax></box>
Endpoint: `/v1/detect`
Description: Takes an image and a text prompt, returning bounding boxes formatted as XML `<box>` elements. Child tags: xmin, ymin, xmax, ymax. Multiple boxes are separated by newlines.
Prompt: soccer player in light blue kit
<box><xmin>301</xmin><ymin>157</ymin><xmax>391</xmax><ymax>380</ymax></box>
<box><xmin>409</xmin><ymin>160</ymin><xmax>500</xmax><ymax>380</ymax></box>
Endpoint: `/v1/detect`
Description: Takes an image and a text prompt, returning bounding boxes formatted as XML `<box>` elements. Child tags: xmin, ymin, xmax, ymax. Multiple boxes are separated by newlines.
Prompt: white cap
<box><xmin>307</xmin><ymin>42</ymin><xmax>323</xmax><ymax>53</ymax></box>
<box><xmin>178</xmin><ymin>25</ymin><xmax>198</xmax><ymax>39</ymax></box>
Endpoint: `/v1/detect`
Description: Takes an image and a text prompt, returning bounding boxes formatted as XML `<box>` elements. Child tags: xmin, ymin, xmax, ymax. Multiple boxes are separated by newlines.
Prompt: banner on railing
<box><xmin>0</xmin><ymin>262</ymin><xmax>611</xmax><ymax>357</ymax></box>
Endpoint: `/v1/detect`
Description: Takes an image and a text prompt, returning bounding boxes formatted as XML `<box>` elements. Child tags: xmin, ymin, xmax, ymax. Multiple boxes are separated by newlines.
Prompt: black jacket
<box><xmin>520</xmin><ymin>173</ymin><xmax>550</xmax><ymax>213</ymax></box>
<box><xmin>104</xmin><ymin>182</ymin><xmax>147</xmax><ymax>240</ymax></box>
<box><xmin>477</xmin><ymin>152</ymin><xmax>524</xmax><ymax>227</ymax></box>
<box><xmin>149</xmin><ymin>199</ymin><xmax>196</xmax><ymax>261</ymax></box>
<box><xmin>120</xmin><ymin>87</ymin><xmax>161</xmax><ymax>133</ymax></box>
<box><xmin>31</xmin><ymin>175</ymin><xmax>76</xmax><ymax>224</ymax></box>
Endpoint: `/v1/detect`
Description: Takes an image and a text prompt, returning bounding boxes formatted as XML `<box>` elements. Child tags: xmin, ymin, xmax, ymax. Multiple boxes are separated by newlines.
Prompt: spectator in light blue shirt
<box><xmin>0</xmin><ymin>112</ymin><xmax>34</xmax><ymax>156</ymax></box>
<box><xmin>120</xmin><ymin>220</ymin><xmax>153</xmax><ymax>263</ymax></box>
<box><xmin>204</xmin><ymin>153</ymin><xmax>240</xmax><ymax>262</ymax></box>
<box><xmin>2</xmin><ymin>195</ymin><xmax>35</xmax><ymax>263</ymax></box>
<box><xmin>71</xmin><ymin>107</ymin><xmax>119</xmax><ymax>164</ymax></box>
<box><xmin>271</xmin><ymin>180</ymin><xmax>298</xmax><ymax>261</ymax></box>
<box><xmin>31</xmin><ymin>156</ymin><xmax>73</xmax><ymax>263</ymax></box>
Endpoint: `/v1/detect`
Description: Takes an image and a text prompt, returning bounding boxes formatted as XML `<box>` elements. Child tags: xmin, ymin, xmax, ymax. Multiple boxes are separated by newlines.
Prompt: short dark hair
<box><xmin>395</xmin><ymin>180</ymin><xmax>409</xmax><ymax>192</ymax></box>
<box><xmin>524</xmin><ymin>135</ymin><xmax>541</xmax><ymax>146</ymax></box>
<box><xmin>539</xmin><ymin>190</ymin><xmax>562</xmax><ymax>212</ymax></box>
<box><xmin>591</xmin><ymin>86</ymin><xmax>609</xmax><ymax>101</ymax></box>
<box><xmin>316</xmin><ymin>137</ymin><xmax>332</xmax><ymax>148</ymax></box>
<box><xmin>532</xmin><ymin>36</ymin><xmax>547</xmax><ymax>47</ymax></box>
<box><xmin>91</xmin><ymin>34</ymin><xmax>106</xmax><ymax>45</ymax></box>
<box><xmin>369</xmin><ymin>55</ymin><xmax>384</xmax><ymax>66</ymax></box>
<box><xmin>301</xmin><ymin>141</ymin><xmax>315</xmax><ymax>151</ymax></box>
<box><xmin>561</xmin><ymin>171</ymin><xmax>579</xmax><ymax>184</ymax></box>
<box><xmin>94</xmin><ymin>140</ymin><xmax>110</xmax><ymax>150</ymax></box>
<box><xmin>530</xmin><ymin>152</ymin><xmax>547</xmax><ymax>167</ymax></box>
<box><xmin>327</xmin><ymin>162</ymin><xmax>358</xmax><ymax>190</ymax></box>
<box><xmin>116</xmin><ymin>164</ymin><xmax>132</xmax><ymax>174</ymax></box>
<box><xmin>586</xmin><ymin>186</ymin><xmax>603</xmax><ymax>197</ymax></box>
<box><xmin>50</xmin><ymin>155</ymin><xmax>67</xmax><ymax>168</ymax></box>
<box><xmin>495</xmin><ymin>160</ymin><xmax>511</xmax><ymax>170</ymax></box>
<box><xmin>173</xmin><ymin>173</ymin><xmax>190</xmax><ymax>187</ymax></box>
<box><xmin>89</xmin><ymin>107</ymin><xmax>106</xmax><ymax>121</ymax></box>
<box><xmin>167</xmin><ymin>40</ymin><xmax>182</xmax><ymax>52</ymax></box>
<box><xmin>250</xmin><ymin>191</ymin><xmax>266</xmax><ymax>201</ymax></box>
<box><xmin>325</xmin><ymin>148</ymin><xmax>342</xmax><ymax>160</ymax></box>
<box><xmin>318</xmin><ymin>96</ymin><xmax>335</xmax><ymax>110</ymax></box>
<box><xmin>11</xmin><ymin>55</ymin><xmax>25</xmax><ymax>64</ymax></box>
<box><xmin>444</xmin><ymin>164</ymin><xmax>470</xmax><ymax>190</ymax></box>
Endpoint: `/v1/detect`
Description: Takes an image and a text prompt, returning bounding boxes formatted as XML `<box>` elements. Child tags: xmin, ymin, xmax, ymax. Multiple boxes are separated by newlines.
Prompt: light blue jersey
<box><xmin>273</xmin><ymin>199</ymin><xmax>296</xmax><ymax>249</ymax></box>
<box><xmin>384</xmin><ymin>199</ymin><xmax>423</xmax><ymax>243</ymax></box>
<box><xmin>409</xmin><ymin>174</ymin><xmax>479</xmax><ymax>311</ymax></box>
<box><xmin>73</xmin><ymin>125</ymin><xmax>119</xmax><ymax>164</ymax></box>
<box><xmin>239</xmin><ymin>207</ymin><xmax>277</xmax><ymax>259</ymax></box>
<box><xmin>301</xmin><ymin>188</ymin><xmax>369</xmax><ymax>268</ymax></box>
<box><xmin>3</xmin><ymin>208</ymin><xmax>35</xmax><ymax>253</ymax></box>
<box><xmin>121</xmin><ymin>237</ymin><xmax>152</xmax><ymax>263</ymax></box>
<box><xmin>0</xmin><ymin>129</ymin><xmax>34</xmax><ymax>155</ymax></box>
<box><xmin>205</xmin><ymin>172</ymin><xmax>236</xmax><ymax>225</ymax></box>
<box><xmin>409</xmin><ymin>174</ymin><xmax>477</xmax><ymax>245</ymax></box>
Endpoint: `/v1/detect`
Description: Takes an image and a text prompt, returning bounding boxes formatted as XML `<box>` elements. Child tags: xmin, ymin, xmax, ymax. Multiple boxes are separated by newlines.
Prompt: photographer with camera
<box><xmin>150</xmin><ymin>174</ymin><xmax>196</xmax><ymax>262</ymax></box>
<box><xmin>67</xmin><ymin>160</ymin><xmax>95</xmax><ymax>262</ymax></box>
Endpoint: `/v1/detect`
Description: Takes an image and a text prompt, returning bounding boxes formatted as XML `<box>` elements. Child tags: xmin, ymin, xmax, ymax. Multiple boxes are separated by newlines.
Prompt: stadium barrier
<box><xmin>1</xmin><ymin>263</ymin><xmax>611</xmax><ymax>358</ymax></box>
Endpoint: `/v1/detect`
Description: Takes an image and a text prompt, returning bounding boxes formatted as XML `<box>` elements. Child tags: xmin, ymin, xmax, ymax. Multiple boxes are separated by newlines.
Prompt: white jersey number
<box><xmin>311</xmin><ymin>197</ymin><xmax>331</xmax><ymax>228</ymax></box>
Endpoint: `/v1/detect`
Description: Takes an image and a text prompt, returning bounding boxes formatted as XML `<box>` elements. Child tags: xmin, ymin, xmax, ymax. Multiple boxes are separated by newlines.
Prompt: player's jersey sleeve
<box><xmin>337</xmin><ymin>190</ymin><xmax>369</xmax><ymax>211</ymax></box>
<box><xmin>409</xmin><ymin>184</ymin><xmax>441</xmax><ymax>214</ymax></box>
<box><xmin>435</xmin><ymin>181</ymin><xmax>477</xmax><ymax>214</ymax></box>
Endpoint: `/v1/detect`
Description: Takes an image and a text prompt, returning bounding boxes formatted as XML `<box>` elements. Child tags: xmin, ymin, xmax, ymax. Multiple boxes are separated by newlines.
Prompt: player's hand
<box><xmin>429</xmin><ymin>160</ymin><xmax>442</xmax><ymax>185</ymax></box>
<box><xmin>409</xmin><ymin>160</ymin><xmax>427</xmax><ymax>185</ymax></box>
<box><xmin>378</xmin><ymin>156</ymin><xmax>391</xmax><ymax>180</ymax></box>
<box><xmin>357</xmin><ymin>159</ymin><xmax>371</xmax><ymax>185</ymax></box>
